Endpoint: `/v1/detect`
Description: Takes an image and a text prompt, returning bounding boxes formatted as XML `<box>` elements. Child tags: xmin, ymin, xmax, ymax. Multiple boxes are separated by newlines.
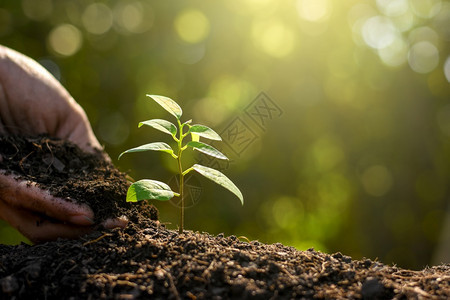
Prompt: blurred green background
<box><xmin>1</xmin><ymin>0</ymin><xmax>449</xmax><ymax>270</ymax></box>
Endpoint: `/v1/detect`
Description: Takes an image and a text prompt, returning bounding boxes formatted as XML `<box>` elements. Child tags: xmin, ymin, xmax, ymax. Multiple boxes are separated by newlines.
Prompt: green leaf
<box><xmin>191</xmin><ymin>132</ymin><xmax>200</xmax><ymax>142</ymax></box>
<box><xmin>126</xmin><ymin>179</ymin><xmax>174</xmax><ymax>202</ymax></box>
<box><xmin>118</xmin><ymin>142</ymin><xmax>175</xmax><ymax>160</ymax></box>
<box><xmin>139</xmin><ymin>119</ymin><xmax>177</xmax><ymax>136</ymax></box>
<box><xmin>189</xmin><ymin>124</ymin><xmax>222</xmax><ymax>141</ymax></box>
<box><xmin>192</xmin><ymin>164</ymin><xmax>243</xmax><ymax>205</ymax></box>
<box><xmin>187</xmin><ymin>141</ymin><xmax>228</xmax><ymax>160</ymax></box>
<box><xmin>146</xmin><ymin>94</ymin><xmax>182</xmax><ymax>120</ymax></box>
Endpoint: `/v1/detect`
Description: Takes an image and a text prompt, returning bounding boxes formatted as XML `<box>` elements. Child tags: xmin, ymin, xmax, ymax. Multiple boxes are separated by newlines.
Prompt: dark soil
<box><xmin>0</xmin><ymin>135</ymin><xmax>449</xmax><ymax>299</ymax></box>
<box><xmin>1</xmin><ymin>218</ymin><xmax>449</xmax><ymax>299</ymax></box>
<box><xmin>0</xmin><ymin>134</ymin><xmax>134</xmax><ymax>223</ymax></box>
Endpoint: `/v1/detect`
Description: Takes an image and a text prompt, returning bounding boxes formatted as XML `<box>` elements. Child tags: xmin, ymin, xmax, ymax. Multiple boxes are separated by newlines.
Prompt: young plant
<box><xmin>119</xmin><ymin>95</ymin><xmax>243</xmax><ymax>233</ymax></box>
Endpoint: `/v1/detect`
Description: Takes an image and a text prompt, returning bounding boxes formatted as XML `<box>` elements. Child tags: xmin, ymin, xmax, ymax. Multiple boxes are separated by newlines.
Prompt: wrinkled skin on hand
<box><xmin>0</xmin><ymin>45</ymin><xmax>127</xmax><ymax>243</ymax></box>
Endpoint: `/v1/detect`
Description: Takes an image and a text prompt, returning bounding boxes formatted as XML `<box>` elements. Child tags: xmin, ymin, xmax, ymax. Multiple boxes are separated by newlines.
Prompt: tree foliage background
<box><xmin>0</xmin><ymin>0</ymin><xmax>449</xmax><ymax>270</ymax></box>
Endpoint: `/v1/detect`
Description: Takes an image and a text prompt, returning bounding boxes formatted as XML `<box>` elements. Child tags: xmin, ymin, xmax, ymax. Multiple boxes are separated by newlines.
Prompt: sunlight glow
<box><xmin>82</xmin><ymin>3</ymin><xmax>113</xmax><ymax>35</ymax></box>
<box><xmin>252</xmin><ymin>20</ymin><xmax>295</xmax><ymax>58</ymax></box>
<box><xmin>390</xmin><ymin>10</ymin><xmax>414</xmax><ymax>32</ymax></box>
<box><xmin>174</xmin><ymin>9</ymin><xmax>210</xmax><ymax>44</ymax></box>
<box><xmin>47</xmin><ymin>24</ymin><xmax>82</xmax><ymax>56</ymax></box>
<box><xmin>21</xmin><ymin>0</ymin><xmax>52</xmax><ymax>21</ymax></box>
<box><xmin>194</xmin><ymin>97</ymin><xmax>227</xmax><ymax>126</ymax></box>
<box><xmin>409</xmin><ymin>27</ymin><xmax>439</xmax><ymax>46</ymax></box>
<box><xmin>378</xmin><ymin>36</ymin><xmax>408</xmax><ymax>67</ymax></box>
<box><xmin>409</xmin><ymin>0</ymin><xmax>442</xmax><ymax>18</ymax></box>
<box><xmin>348</xmin><ymin>4</ymin><xmax>378</xmax><ymax>46</ymax></box>
<box><xmin>376</xmin><ymin>0</ymin><xmax>408</xmax><ymax>17</ymax></box>
<box><xmin>296</xmin><ymin>0</ymin><xmax>332</xmax><ymax>22</ymax></box>
<box><xmin>408</xmin><ymin>41</ymin><xmax>439</xmax><ymax>74</ymax></box>
<box><xmin>444</xmin><ymin>56</ymin><xmax>450</xmax><ymax>82</ymax></box>
<box><xmin>243</xmin><ymin>0</ymin><xmax>273</xmax><ymax>10</ymax></box>
<box><xmin>362</xmin><ymin>16</ymin><xmax>399</xmax><ymax>50</ymax></box>
<box><xmin>113</xmin><ymin>1</ymin><xmax>152</xmax><ymax>34</ymax></box>
<box><xmin>434</xmin><ymin>3</ymin><xmax>450</xmax><ymax>41</ymax></box>
<box><xmin>272</xmin><ymin>197</ymin><xmax>301</xmax><ymax>229</ymax></box>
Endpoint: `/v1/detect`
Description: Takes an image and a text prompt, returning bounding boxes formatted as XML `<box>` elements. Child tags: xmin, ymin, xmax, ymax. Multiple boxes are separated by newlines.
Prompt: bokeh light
<box><xmin>251</xmin><ymin>19</ymin><xmax>295</xmax><ymax>58</ymax></box>
<box><xmin>174</xmin><ymin>9</ymin><xmax>210</xmax><ymax>44</ymax></box>
<box><xmin>376</xmin><ymin>0</ymin><xmax>409</xmax><ymax>17</ymax></box>
<box><xmin>378</xmin><ymin>36</ymin><xmax>408</xmax><ymax>67</ymax></box>
<box><xmin>47</xmin><ymin>24</ymin><xmax>82</xmax><ymax>56</ymax></box>
<box><xmin>409</xmin><ymin>0</ymin><xmax>442</xmax><ymax>18</ymax></box>
<box><xmin>433</xmin><ymin>2</ymin><xmax>450</xmax><ymax>40</ymax></box>
<box><xmin>362</xmin><ymin>16</ymin><xmax>399</xmax><ymax>50</ymax></box>
<box><xmin>113</xmin><ymin>1</ymin><xmax>153</xmax><ymax>34</ymax></box>
<box><xmin>390</xmin><ymin>10</ymin><xmax>415</xmax><ymax>32</ymax></box>
<box><xmin>296</xmin><ymin>0</ymin><xmax>332</xmax><ymax>22</ymax></box>
<box><xmin>408</xmin><ymin>41</ymin><xmax>439</xmax><ymax>73</ymax></box>
<box><xmin>444</xmin><ymin>56</ymin><xmax>450</xmax><ymax>82</ymax></box>
<box><xmin>82</xmin><ymin>3</ymin><xmax>113</xmax><ymax>35</ymax></box>
<box><xmin>21</xmin><ymin>0</ymin><xmax>52</xmax><ymax>21</ymax></box>
<box><xmin>409</xmin><ymin>26</ymin><xmax>439</xmax><ymax>45</ymax></box>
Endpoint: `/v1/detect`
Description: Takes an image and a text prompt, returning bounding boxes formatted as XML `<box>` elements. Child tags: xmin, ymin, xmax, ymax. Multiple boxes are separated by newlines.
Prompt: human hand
<box><xmin>0</xmin><ymin>45</ymin><xmax>127</xmax><ymax>243</ymax></box>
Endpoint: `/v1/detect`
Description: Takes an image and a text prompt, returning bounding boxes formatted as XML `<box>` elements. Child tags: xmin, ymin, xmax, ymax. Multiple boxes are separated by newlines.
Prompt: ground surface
<box><xmin>0</xmin><ymin>135</ymin><xmax>449</xmax><ymax>299</ymax></box>
<box><xmin>1</xmin><ymin>218</ymin><xmax>449</xmax><ymax>299</ymax></box>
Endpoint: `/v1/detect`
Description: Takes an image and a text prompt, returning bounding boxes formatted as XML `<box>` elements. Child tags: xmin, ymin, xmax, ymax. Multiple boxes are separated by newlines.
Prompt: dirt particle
<box><xmin>0</xmin><ymin>276</ymin><xmax>18</xmax><ymax>294</ymax></box>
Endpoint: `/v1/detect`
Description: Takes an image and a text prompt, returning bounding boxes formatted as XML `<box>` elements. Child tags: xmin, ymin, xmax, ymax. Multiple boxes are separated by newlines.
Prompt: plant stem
<box><xmin>178</xmin><ymin>152</ymin><xmax>184</xmax><ymax>234</ymax></box>
<box><xmin>177</xmin><ymin>120</ymin><xmax>185</xmax><ymax>234</ymax></box>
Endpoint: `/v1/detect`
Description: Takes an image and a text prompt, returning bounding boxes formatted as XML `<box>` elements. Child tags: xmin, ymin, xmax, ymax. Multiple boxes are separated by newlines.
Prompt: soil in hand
<box><xmin>0</xmin><ymin>134</ymin><xmax>135</xmax><ymax>223</ymax></box>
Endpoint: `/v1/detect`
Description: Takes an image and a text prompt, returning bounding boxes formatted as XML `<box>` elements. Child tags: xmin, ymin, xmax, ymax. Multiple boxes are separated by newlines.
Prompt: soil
<box><xmin>0</xmin><ymin>134</ymin><xmax>135</xmax><ymax>223</ymax></box>
<box><xmin>0</xmin><ymin>135</ymin><xmax>449</xmax><ymax>299</ymax></box>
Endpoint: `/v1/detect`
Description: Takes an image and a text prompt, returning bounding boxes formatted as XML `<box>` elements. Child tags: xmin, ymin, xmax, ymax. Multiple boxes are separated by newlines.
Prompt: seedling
<box><xmin>119</xmin><ymin>95</ymin><xmax>244</xmax><ymax>233</ymax></box>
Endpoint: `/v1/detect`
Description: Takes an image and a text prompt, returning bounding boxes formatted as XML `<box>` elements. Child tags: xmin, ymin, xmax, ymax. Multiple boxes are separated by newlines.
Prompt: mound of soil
<box><xmin>0</xmin><ymin>135</ymin><xmax>449</xmax><ymax>299</ymax></box>
<box><xmin>1</xmin><ymin>218</ymin><xmax>449</xmax><ymax>299</ymax></box>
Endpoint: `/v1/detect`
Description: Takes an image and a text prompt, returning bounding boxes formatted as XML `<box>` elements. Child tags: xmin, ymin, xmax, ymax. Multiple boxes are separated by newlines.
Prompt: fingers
<box><xmin>0</xmin><ymin>172</ymin><xmax>129</xmax><ymax>243</ymax></box>
<box><xmin>0</xmin><ymin>197</ymin><xmax>129</xmax><ymax>244</ymax></box>
<box><xmin>0</xmin><ymin>171</ymin><xmax>94</xmax><ymax>225</ymax></box>
<box><xmin>102</xmin><ymin>215</ymin><xmax>129</xmax><ymax>229</ymax></box>
<box><xmin>0</xmin><ymin>199</ymin><xmax>93</xmax><ymax>244</ymax></box>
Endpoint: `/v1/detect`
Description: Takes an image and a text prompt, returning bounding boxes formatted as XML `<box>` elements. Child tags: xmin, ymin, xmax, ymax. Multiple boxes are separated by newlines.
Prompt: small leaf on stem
<box><xmin>187</xmin><ymin>141</ymin><xmax>228</xmax><ymax>160</ymax></box>
<box><xmin>139</xmin><ymin>119</ymin><xmax>177</xmax><ymax>136</ymax></box>
<box><xmin>118</xmin><ymin>142</ymin><xmax>175</xmax><ymax>160</ymax></box>
<box><xmin>192</xmin><ymin>164</ymin><xmax>243</xmax><ymax>205</ymax></box>
<box><xmin>189</xmin><ymin>125</ymin><xmax>222</xmax><ymax>141</ymax></box>
<box><xmin>146</xmin><ymin>95</ymin><xmax>182</xmax><ymax>119</ymax></box>
<box><xmin>126</xmin><ymin>179</ymin><xmax>175</xmax><ymax>202</ymax></box>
